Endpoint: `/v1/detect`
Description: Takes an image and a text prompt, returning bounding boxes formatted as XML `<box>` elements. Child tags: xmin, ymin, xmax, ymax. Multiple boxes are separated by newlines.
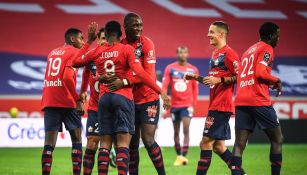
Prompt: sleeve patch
<box><xmin>263</xmin><ymin>52</ymin><xmax>270</xmax><ymax>63</ymax></box>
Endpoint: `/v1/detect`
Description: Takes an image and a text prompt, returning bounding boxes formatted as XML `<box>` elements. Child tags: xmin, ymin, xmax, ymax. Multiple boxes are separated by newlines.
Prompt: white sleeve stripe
<box><xmin>259</xmin><ymin>61</ymin><xmax>268</xmax><ymax>66</ymax></box>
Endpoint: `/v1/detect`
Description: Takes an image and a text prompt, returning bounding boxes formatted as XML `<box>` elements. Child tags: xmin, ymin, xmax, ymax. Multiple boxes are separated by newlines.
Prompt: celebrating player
<box><xmin>123</xmin><ymin>13</ymin><xmax>167</xmax><ymax>175</ymax></box>
<box><xmin>162</xmin><ymin>46</ymin><xmax>199</xmax><ymax>166</ymax></box>
<box><xmin>41</xmin><ymin>28</ymin><xmax>85</xmax><ymax>175</ymax></box>
<box><xmin>80</xmin><ymin>28</ymin><xmax>116</xmax><ymax>175</ymax></box>
<box><xmin>230</xmin><ymin>22</ymin><xmax>283</xmax><ymax>175</ymax></box>
<box><xmin>106</xmin><ymin>13</ymin><xmax>167</xmax><ymax>175</ymax></box>
<box><xmin>185</xmin><ymin>21</ymin><xmax>240</xmax><ymax>174</ymax></box>
<box><xmin>71</xmin><ymin>21</ymin><xmax>170</xmax><ymax>175</ymax></box>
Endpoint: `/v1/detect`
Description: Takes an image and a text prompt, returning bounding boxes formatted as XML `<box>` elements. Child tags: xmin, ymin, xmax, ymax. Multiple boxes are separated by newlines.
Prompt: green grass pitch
<box><xmin>0</xmin><ymin>144</ymin><xmax>306</xmax><ymax>175</ymax></box>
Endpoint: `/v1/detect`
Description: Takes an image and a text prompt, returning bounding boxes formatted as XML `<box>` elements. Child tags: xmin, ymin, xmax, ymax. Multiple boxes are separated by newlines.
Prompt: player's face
<box><xmin>271</xmin><ymin>29</ymin><xmax>280</xmax><ymax>48</ymax></box>
<box><xmin>207</xmin><ymin>25</ymin><xmax>222</xmax><ymax>46</ymax></box>
<box><xmin>125</xmin><ymin>17</ymin><xmax>143</xmax><ymax>41</ymax></box>
<box><xmin>72</xmin><ymin>32</ymin><xmax>84</xmax><ymax>49</ymax></box>
<box><xmin>98</xmin><ymin>32</ymin><xmax>106</xmax><ymax>46</ymax></box>
<box><xmin>177</xmin><ymin>48</ymin><xmax>189</xmax><ymax>62</ymax></box>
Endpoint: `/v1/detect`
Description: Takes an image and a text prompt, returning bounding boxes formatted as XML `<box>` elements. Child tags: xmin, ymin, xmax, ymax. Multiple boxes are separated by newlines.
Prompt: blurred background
<box><xmin>0</xmin><ymin>0</ymin><xmax>306</xmax><ymax>147</ymax></box>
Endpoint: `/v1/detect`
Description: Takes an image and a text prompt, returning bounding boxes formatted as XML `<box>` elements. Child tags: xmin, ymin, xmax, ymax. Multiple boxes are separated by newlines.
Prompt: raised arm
<box><xmin>162</xmin><ymin>65</ymin><xmax>171</xmax><ymax>94</ymax></box>
<box><xmin>71</xmin><ymin>22</ymin><xmax>99</xmax><ymax>68</ymax></box>
<box><xmin>192</xmin><ymin>68</ymin><xmax>199</xmax><ymax>106</ymax></box>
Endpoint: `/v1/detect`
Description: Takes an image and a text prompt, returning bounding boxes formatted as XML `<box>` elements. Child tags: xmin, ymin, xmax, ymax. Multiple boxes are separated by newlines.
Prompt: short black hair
<box><xmin>124</xmin><ymin>12</ymin><xmax>140</xmax><ymax>27</ymax></box>
<box><xmin>259</xmin><ymin>22</ymin><xmax>279</xmax><ymax>40</ymax></box>
<box><xmin>97</xmin><ymin>28</ymin><xmax>105</xmax><ymax>38</ymax></box>
<box><xmin>104</xmin><ymin>21</ymin><xmax>122</xmax><ymax>38</ymax></box>
<box><xmin>64</xmin><ymin>28</ymin><xmax>82</xmax><ymax>43</ymax></box>
<box><xmin>176</xmin><ymin>46</ymin><xmax>188</xmax><ymax>53</ymax></box>
<box><xmin>212</xmin><ymin>21</ymin><xmax>229</xmax><ymax>35</ymax></box>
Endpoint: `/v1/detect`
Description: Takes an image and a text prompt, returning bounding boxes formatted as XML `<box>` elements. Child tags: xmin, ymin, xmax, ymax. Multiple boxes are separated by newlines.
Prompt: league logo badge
<box><xmin>263</xmin><ymin>52</ymin><xmax>270</xmax><ymax>63</ymax></box>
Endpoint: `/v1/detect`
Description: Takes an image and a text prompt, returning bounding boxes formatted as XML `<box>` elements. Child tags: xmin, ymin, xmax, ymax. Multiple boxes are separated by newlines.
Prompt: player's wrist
<box><xmin>221</xmin><ymin>77</ymin><xmax>225</xmax><ymax>84</ymax></box>
<box><xmin>196</xmin><ymin>75</ymin><xmax>204</xmax><ymax>83</ymax></box>
<box><xmin>276</xmin><ymin>78</ymin><xmax>281</xmax><ymax>83</ymax></box>
<box><xmin>122</xmin><ymin>79</ymin><xmax>130</xmax><ymax>86</ymax></box>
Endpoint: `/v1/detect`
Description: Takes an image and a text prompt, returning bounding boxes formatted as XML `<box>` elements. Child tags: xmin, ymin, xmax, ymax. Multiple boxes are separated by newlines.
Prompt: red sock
<box><xmin>182</xmin><ymin>144</ymin><xmax>189</xmax><ymax>156</ymax></box>
<box><xmin>72</xmin><ymin>143</ymin><xmax>82</xmax><ymax>175</ymax></box>
<box><xmin>129</xmin><ymin>145</ymin><xmax>139</xmax><ymax>175</ymax></box>
<box><xmin>174</xmin><ymin>143</ymin><xmax>181</xmax><ymax>155</ymax></box>
<box><xmin>146</xmin><ymin>142</ymin><xmax>166</xmax><ymax>175</ymax></box>
<box><xmin>42</xmin><ymin>145</ymin><xmax>54</xmax><ymax>175</ymax></box>
<box><xmin>196</xmin><ymin>150</ymin><xmax>212</xmax><ymax>175</ymax></box>
<box><xmin>98</xmin><ymin>148</ymin><xmax>110</xmax><ymax>175</ymax></box>
<box><xmin>83</xmin><ymin>149</ymin><xmax>96</xmax><ymax>175</ymax></box>
<box><xmin>116</xmin><ymin>147</ymin><xmax>129</xmax><ymax>175</ymax></box>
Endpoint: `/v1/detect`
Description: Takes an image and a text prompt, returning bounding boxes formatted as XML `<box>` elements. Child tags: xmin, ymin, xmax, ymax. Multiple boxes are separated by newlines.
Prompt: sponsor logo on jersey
<box><xmin>43</xmin><ymin>78</ymin><xmax>62</xmax><ymax>87</ymax></box>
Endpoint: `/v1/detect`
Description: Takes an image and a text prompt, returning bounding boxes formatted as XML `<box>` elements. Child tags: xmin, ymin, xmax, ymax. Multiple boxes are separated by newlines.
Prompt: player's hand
<box><xmin>107</xmin><ymin>79</ymin><xmax>124</xmax><ymax>92</ymax></box>
<box><xmin>79</xmin><ymin>92</ymin><xmax>87</xmax><ymax>103</ymax></box>
<box><xmin>98</xmin><ymin>73</ymin><xmax>118</xmax><ymax>84</ymax></box>
<box><xmin>274</xmin><ymin>79</ymin><xmax>282</xmax><ymax>97</ymax></box>
<box><xmin>160</xmin><ymin>91</ymin><xmax>170</xmax><ymax>110</ymax></box>
<box><xmin>203</xmin><ymin>76</ymin><xmax>221</xmax><ymax>86</ymax></box>
<box><xmin>184</xmin><ymin>73</ymin><xmax>198</xmax><ymax>81</ymax></box>
<box><xmin>76</xmin><ymin>101</ymin><xmax>85</xmax><ymax>116</ymax></box>
<box><xmin>87</xmin><ymin>22</ymin><xmax>98</xmax><ymax>44</ymax></box>
<box><xmin>184</xmin><ymin>73</ymin><xmax>205</xmax><ymax>84</ymax></box>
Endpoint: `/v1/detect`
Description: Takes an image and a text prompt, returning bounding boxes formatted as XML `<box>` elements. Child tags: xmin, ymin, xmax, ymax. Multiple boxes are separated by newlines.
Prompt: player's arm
<box><xmin>192</xmin><ymin>68</ymin><xmax>199</xmax><ymax>107</ymax></box>
<box><xmin>79</xmin><ymin>66</ymin><xmax>90</xmax><ymax>102</ymax></box>
<box><xmin>107</xmin><ymin>41</ymin><xmax>157</xmax><ymax>90</ymax></box>
<box><xmin>255</xmin><ymin>49</ymin><xmax>281</xmax><ymax>96</ymax></box>
<box><xmin>62</xmin><ymin>66</ymin><xmax>84</xmax><ymax>116</ymax></box>
<box><xmin>71</xmin><ymin>22</ymin><xmax>99</xmax><ymax>68</ymax></box>
<box><xmin>161</xmin><ymin>65</ymin><xmax>171</xmax><ymax>94</ymax></box>
<box><xmin>128</xmin><ymin>40</ymin><xmax>157</xmax><ymax>85</ymax></box>
<box><xmin>126</xmin><ymin>46</ymin><xmax>170</xmax><ymax>109</ymax></box>
<box><xmin>63</xmin><ymin>67</ymin><xmax>79</xmax><ymax>101</ymax></box>
<box><xmin>184</xmin><ymin>73</ymin><xmax>205</xmax><ymax>84</ymax></box>
<box><xmin>71</xmin><ymin>43</ymin><xmax>98</xmax><ymax>68</ymax></box>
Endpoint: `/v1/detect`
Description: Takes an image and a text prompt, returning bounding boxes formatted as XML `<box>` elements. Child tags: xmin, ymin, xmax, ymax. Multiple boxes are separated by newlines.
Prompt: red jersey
<box><xmin>162</xmin><ymin>62</ymin><xmax>199</xmax><ymax>108</ymax></box>
<box><xmin>41</xmin><ymin>45</ymin><xmax>79</xmax><ymax>110</ymax></box>
<box><xmin>235</xmin><ymin>41</ymin><xmax>277</xmax><ymax>106</ymax></box>
<box><xmin>122</xmin><ymin>35</ymin><xmax>159</xmax><ymax>104</ymax></box>
<box><xmin>208</xmin><ymin>45</ymin><xmax>239</xmax><ymax>113</ymax></box>
<box><xmin>72</xmin><ymin>42</ymin><xmax>161</xmax><ymax>101</ymax></box>
<box><xmin>80</xmin><ymin>62</ymin><xmax>102</xmax><ymax>112</ymax></box>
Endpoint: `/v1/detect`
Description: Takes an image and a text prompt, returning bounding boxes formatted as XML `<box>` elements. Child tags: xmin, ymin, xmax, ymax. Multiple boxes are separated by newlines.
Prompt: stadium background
<box><xmin>0</xmin><ymin>0</ymin><xmax>307</xmax><ymax>174</ymax></box>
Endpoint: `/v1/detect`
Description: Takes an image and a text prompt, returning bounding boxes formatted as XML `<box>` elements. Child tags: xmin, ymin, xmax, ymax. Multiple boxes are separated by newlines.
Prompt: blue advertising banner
<box><xmin>0</xmin><ymin>52</ymin><xmax>306</xmax><ymax>96</ymax></box>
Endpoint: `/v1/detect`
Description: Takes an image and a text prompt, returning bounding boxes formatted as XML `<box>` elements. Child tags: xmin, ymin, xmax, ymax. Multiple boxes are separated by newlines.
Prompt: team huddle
<box><xmin>41</xmin><ymin>12</ymin><xmax>283</xmax><ymax>175</ymax></box>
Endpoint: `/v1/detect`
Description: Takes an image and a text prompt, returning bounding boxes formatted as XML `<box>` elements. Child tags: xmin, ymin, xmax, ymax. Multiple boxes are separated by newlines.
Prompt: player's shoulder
<box><xmin>121</xmin><ymin>43</ymin><xmax>134</xmax><ymax>50</ymax></box>
<box><xmin>259</xmin><ymin>41</ymin><xmax>273</xmax><ymax>53</ymax></box>
<box><xmin>141</xmin><ymin>35</ymin><xmax>154</xmax><ymax>46</ymax></box>
<box><xmin>187</xmin><ymin>63</ymin><xmax>199</xmax><ymax>71</ymax></box>
<box><xmin>167</xmin><ymin>62</ymin><xmax>178</xmax><ymax>68</ymax></box>
<box><xmin>225</xmin><ymin>45</ymin><xmax>239</xmax><ymax>57</ymax></box>
<box><xmin>48</xmin><ymin>45</ymin><xmax>76</xmax><ymax>57</ymax></box>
